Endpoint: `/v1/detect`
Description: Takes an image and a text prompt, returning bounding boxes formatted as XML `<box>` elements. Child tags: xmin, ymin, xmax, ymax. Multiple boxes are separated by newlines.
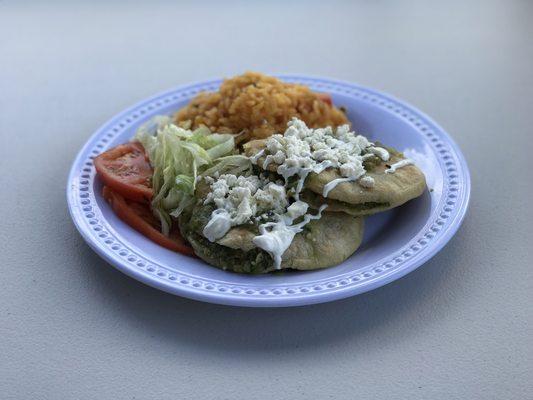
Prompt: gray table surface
<box><xmin>1</xmin><ymin>1</ymin><xmax>531</xmax><ymax>399</ymax></box>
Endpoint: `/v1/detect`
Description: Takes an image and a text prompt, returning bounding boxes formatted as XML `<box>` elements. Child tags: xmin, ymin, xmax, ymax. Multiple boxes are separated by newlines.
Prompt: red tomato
<box><xmin>316</xmin><ymin>92</ymin><xmax>333</xmax><ymax>106</ymax></box>
<box><xmin>102</xmin><ymin>186</ymin><xmax>195</xmax><ymax>257</ymax></box>
<box><xmin>94</xmin><ymin>142</ymin><xmax>153</xmax><ymax>203</ymax></box>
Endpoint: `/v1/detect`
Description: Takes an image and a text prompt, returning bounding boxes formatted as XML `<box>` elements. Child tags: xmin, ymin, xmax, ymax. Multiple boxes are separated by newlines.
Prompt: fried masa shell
<box><xmin>179</xmin><ymin>202</ymin><xmax>364</xmax><ymax>274</ymax></box>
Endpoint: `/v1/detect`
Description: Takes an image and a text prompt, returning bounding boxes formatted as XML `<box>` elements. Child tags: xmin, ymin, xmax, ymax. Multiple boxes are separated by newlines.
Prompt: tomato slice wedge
<box><xmin>95</xmin><ymin>142</ymin><xmax>153</xmax><ymax>203</ymax></box>
<box><xmin>102</xmin><ymin>186</ymin><xmax>195</xmax><ymax>256</ymax></box>
<box><xmin>316</xmin><ymin>92</ymin><xmax>333</xmax><ymax>106</ymax></box>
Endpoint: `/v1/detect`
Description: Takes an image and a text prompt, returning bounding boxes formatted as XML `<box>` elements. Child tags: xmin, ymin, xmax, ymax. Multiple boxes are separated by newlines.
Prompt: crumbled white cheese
<box><xmin>358</xmin><ymin>175</ymin><xmax>375</xmax><ymax>188</ymax></box>
<box><xmin>203</xmin><ymin>209</ymin><xmax>232</xmax><ymax>242</ymax></box>
<box><xmin>202</xmin><ymin>174</ymin><xmax>289</xmax><ymax>242</ymax></box>
<box><xmin>252</xmin><ymin>118</ymin><xmax>389</xmax><ymax>195</ymax></box>
<box><xmin>286</xmin><ymin>200</ymin><xmax>309</xmax><ymax>220</ymax></box>
<box><xmin>340</xmin><ymin>162</ymin><xmax>362</xmax><ymax>178</ymax></box>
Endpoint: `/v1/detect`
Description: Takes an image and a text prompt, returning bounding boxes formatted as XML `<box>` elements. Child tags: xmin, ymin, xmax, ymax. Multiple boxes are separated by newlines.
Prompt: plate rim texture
<box><xmin>67</xmin><ymin>75</ymin><xmax>471</xmax><ymax>307</ymax></box>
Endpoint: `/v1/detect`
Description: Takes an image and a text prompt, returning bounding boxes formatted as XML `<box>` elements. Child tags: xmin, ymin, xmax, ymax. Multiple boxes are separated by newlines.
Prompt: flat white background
<box><xmin>1</xmin><ymin>1</ymin><xmax>531</xmax><ymax>399</ymax></box>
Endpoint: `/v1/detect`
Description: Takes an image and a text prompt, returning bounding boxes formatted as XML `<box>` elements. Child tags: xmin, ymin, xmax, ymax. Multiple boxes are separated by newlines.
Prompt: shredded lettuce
<box><xmin>200</xmin><ymin>155</ymin><xmax>252</xmax><ymax>178</ymax></box>
<box><xmin>134</xmin><ymin>117</ymin><xmax>235</xmax><ymax>235</ymax></box>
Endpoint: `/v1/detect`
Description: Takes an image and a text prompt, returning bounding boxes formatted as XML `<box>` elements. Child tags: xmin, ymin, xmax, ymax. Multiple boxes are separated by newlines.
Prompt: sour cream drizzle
<box><xmin>322</xmin><ymin>176</ymin><xmax>358</xmax><ymax>197</ymax></box>
<box><xmin>252</xmin><ymin>204</ymin><xmax>327</xmax><ymax>269</ymax></box>
<box><xmin>277</xmin><ymin>160</ymin><xmax>334</xmax><ymax>201</ymax></box>
<box><xmin>367</xmin><ymin>146</ymin><xmax>390</xmax><ymax>161</ymax></box>
<box><xmin>385</xmin><ymin>158</ymin><xmax>413</xmax><ymax>173</ymax></box>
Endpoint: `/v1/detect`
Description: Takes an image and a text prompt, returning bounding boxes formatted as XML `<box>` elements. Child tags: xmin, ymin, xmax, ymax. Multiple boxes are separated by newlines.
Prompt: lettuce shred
<box><xmin>134</xmin><ymin>116</ymin><xmax>235</xmax><ymax>235</ymax></box>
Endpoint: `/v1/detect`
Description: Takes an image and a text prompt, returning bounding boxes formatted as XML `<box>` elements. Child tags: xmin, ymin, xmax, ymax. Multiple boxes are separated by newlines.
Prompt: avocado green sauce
<box><xmin>179</xmin><ymin>202</ymin><xmax>275</xmax><ymax>273</ymax></box>
<box><xmin>185</xmin><ymin>230</ymin><xmax>274</xmax><ymax>273</ymax></box>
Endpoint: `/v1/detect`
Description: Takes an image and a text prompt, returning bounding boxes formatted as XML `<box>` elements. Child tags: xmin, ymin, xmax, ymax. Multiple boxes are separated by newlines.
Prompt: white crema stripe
<box><xmin>252</xmin><ymin>204</ymin><xmax>328</xmax><ymax>269</ymax></box>
<box><xmin>385</xmin><ymin>158</ymin><xmax>414</xmax><ymax>173</ymax></box>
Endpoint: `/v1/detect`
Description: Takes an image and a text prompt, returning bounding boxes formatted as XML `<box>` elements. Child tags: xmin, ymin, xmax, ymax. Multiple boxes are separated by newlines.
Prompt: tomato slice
<box><xmin>316</xmin><ymin>92</ymin><xmax>333</xmax><ymax>106</ymax></box>
<box><xmin>102</xmin><ymin>186</ymin><xmax>195</xmax><ymax>256</ymax></box>
<box><xmin>95</xmin><ymin>142</ymin><xmax>153</xmax><ymax>203</ymax></box>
